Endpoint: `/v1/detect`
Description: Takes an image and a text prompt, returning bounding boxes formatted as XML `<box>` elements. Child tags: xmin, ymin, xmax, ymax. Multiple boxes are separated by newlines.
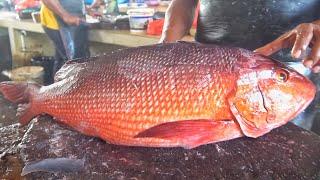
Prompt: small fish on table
<box><xmin>0</xmin><ymin>42</ymin><xmax>316</xmax><ymax>149</ymax></box>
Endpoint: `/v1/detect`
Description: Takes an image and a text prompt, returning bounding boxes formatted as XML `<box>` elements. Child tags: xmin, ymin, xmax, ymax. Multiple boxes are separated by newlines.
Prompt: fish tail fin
<box><xmin>0</xmin><ymin>81</ymin><xmax>41</xmax><ymax>126</ymax></box>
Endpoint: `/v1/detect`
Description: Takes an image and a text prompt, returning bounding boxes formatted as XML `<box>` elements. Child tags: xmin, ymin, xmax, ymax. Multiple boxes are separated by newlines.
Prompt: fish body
<box><xmin>0</xmin><ymin>42</ymin><xmax>316</xmax><ymax>148</ymax></box>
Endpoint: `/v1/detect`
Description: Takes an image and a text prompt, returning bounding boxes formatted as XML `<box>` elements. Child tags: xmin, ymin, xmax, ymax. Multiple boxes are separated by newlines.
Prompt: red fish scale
<box><xmin>35</xmin><ymin>42</ymin><xmax>243</xmax><ymax>146</ymax></box>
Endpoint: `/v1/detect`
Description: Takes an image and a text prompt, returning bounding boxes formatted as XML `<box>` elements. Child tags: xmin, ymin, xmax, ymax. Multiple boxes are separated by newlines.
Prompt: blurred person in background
<box><xmin>40</xmin><ymin>0</ymin><xmax>102</xmax><ymax>77</ymax></box>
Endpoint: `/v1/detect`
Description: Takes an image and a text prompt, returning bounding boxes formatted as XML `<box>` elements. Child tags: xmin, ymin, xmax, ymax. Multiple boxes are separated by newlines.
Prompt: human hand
<box><xmin>86</xmin><ymin>7</ymin><xmax>103</xmax><ymax>18</ymax></box>
<box><xmin>255</xmin><ymin>22</ymin><xmax>320</xmax><ymax>73</ymax></box>
<box><xmin>62</xmin><ymin>13</ymin><xmax>82</xmax><ymax>26</ymax></box>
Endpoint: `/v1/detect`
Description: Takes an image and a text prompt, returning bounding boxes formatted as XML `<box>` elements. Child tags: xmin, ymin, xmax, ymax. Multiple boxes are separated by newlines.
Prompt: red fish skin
<box><xmin>0</xmin><ymin>42</ymin><xmax>316</xmax><ymax>148</ymax></box>
<box><xmin>27</xmin><ymin>42</ymin><xmax>245</xmax><ymax>147</ymax></box>
<box><xmin>35</xmin><ymin>60</ymin><xmax>241</xmax><ymax>147</ymax></box>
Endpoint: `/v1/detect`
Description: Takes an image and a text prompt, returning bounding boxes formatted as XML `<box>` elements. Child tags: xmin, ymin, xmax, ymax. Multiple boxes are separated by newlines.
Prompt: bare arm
<box><xmin>41</xmin><ymin>0</ymin><xmax>82</xmax><ymax>26</ymax></box>
<box><xmin>159</xmin><ymin>0</ymin><xmax>198</xmax><ymax>43</ymax></box>
<box><xmin>88</xmin><ymin>0</ymin><xmax>103</xmax><ymax>9</ymax></box>
<box><xmin>255</xmin><ymin>20</ymin><xmax>320</xmax><ymax>73</ymax></box>
<box><xmin>86</xmin><ymin>0</ymin><xmax>104</xmax><ymax>17</ymax></box>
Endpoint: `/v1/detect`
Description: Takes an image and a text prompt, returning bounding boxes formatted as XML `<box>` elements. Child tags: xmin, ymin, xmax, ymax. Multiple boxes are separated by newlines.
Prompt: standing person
<box><xmin>160</xmin><ymin>0</ymin><xmax>320</xmax><ymax>73</ymax></box>
<box><xmin>160</xmin><ymin>0</ymin><xmax>320</xmax><ymax>130</ymax></box>
<box><xmin>40</xmin><ymin>0</ymin><xmax>101</xmax><ymax>78</ymax></box>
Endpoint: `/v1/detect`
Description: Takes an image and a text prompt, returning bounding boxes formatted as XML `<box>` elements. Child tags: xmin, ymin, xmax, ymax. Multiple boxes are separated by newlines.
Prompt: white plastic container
<box><xmin>2</xmin><ymin>66</ymin><xmax>44</xmax><ymax>84</ymax></box>
<box><xmin>127</xmin><ymin>8</ymin><xmax>154</xmax><ymax>34</ymax></box>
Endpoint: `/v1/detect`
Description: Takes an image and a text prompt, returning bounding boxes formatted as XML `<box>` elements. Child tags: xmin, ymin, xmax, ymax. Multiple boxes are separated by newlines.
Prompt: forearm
<box><xmin>41</xmin><ymin>0</ymin><xmax>70</xmax><ymax>19</ymax></box>
<box><xmin>313</xmin><ymin>20</ymin><xmax>320</xmax><ymax>25</ymax></box>
<box><xmin>88</xmin><ymin>0</ymin><xmax>103</xmax><ymax>9</ymax></box>
<box><xmin>160</xmin><ymin>0</ymin><xmax>198</xmax><ymax>43</ymax></box>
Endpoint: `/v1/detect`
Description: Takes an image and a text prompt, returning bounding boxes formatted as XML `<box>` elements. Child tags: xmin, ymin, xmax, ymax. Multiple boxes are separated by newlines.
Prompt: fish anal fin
<box><xmin>135</xmin><ymin>120</ymin><xmax>243</xmax><ymax>149</ymax></box>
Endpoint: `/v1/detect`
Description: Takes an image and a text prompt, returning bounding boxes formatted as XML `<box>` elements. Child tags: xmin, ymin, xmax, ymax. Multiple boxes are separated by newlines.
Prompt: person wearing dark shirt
<box><xmin>160</xmin><ymin>0</ymin><xmax>320</xmax><ymax>73</ymax></box>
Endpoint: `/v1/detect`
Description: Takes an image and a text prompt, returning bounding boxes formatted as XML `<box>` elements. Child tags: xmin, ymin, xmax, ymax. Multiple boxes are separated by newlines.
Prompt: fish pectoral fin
<box><xmin>134</xmin><ymin>120</ymin><xmax>243</xmax><ymax>149</ymax></box>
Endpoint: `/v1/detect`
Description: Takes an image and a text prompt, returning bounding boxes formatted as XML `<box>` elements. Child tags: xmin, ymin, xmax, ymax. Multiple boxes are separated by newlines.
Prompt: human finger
<box><xmin>254</xmin><ymin>31</ymin><xmax>293</xmax><ymax>56</ymax></box>
<box><xmin>291</xmin><ymin>23</ymin><xmax>313</xmax><ymax>59</ymax></box>
<box><xmin>303</xmin><ymin>26</ymin><xmax>320</xmax><ymax>68</ymax></box>
<box><xmin>312</xmin><ymin>66</ymin><xmax>320</xmax><ymax>73</ymax></box>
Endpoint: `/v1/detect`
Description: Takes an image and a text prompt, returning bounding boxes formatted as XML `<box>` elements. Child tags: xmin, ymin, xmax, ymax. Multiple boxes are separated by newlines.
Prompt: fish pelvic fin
<box><xmin>0</xmin><ymin>81</ymin><xmax>41</xmax><ymax>126</ymax></box>
<box><xmin>134</xmin><ymin>120</ymin><xmax>243</xmax><ymax>149</ymax></box>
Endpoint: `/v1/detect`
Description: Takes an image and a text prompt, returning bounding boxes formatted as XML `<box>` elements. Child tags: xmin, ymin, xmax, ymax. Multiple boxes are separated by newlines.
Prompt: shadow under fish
<box><xmin>21</xmin><ymin>157</ymin><xmax>85</xmax><ymax>176</ymax></box>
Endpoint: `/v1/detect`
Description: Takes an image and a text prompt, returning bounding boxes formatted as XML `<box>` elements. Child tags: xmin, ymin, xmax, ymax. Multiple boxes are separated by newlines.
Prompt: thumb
<box><xmin>254</xmin><ymin>45</ymin><xmax>274</xmax><ymax>56</ymax></box>
<box><xmin>254</xmin><ymin>32</ymin><xmax>293</xmax><ymax>56</ymax></box>
<box><xmin>254</xmin><ymin>40</ymin><xmax>284</xmax><ymax>56</ymax></box>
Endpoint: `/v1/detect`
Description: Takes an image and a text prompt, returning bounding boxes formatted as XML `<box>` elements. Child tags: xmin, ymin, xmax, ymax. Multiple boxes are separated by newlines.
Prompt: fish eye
<box><xmin>275</xmin><ymin>69</ymin><xmax>289</xmax><ymax>82</ymax></box>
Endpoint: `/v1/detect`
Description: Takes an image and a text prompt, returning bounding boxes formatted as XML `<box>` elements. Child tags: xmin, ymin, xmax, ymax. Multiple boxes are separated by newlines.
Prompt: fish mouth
<box><xmin>257</xmin><ymin>79</ymin><xmax>316</xmax><ymax>128</ymax></box>
<box><xmin>289</xmin><ymin>89</ymin><xmax>316</xmax><ymax>121</ymax></box>
<box><xmin>288</xmin><ymin>75</ymin><xmax>317</xmax><ymax>121</ymax></box>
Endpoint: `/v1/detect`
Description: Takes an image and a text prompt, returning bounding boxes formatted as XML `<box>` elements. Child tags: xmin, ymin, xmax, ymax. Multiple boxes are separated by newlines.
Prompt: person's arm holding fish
<box><xmin>41</xmin><ymin>0</ymin><xmax>82</xmax><ymax>26</ymax></box>
<box><xmin>255</xmin><ymin>20</ymin><xmax>320</xmax><ymax>73</ymax></box>
<box><xmin>159</xmin><ymin>0</ymin><xmax>198</xmax><ymax>43</ymax></box>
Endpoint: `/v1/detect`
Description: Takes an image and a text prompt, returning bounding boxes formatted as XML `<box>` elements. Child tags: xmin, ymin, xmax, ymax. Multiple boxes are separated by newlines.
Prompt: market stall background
<box><xmin>0</xmin><ymin>0</ymin><xmax>319</xmax><ymax>179</ymax></box>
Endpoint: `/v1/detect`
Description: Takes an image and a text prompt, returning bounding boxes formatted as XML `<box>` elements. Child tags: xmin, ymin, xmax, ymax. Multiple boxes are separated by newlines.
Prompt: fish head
<box><xmin>230</xmin><ymin>52</ymin><xmax>316</xmax><ymax>138</ymax></box>
<box><xmin>256</xmin><ymin>59</ymin><xmax>316</xmax><ymax>128</ymax></box>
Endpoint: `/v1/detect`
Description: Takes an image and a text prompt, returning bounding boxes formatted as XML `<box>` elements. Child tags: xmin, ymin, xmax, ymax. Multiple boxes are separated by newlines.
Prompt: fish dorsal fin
<box><xmin>228</xmin><ymin>86</ymin><xmax>271</xmax><ymax>138</ymax></box>
<box><xmin>54</xmin><ymin>56</ymin><xmax>97</xmax><ymax>82</ymax></box>
<box><xmin>135</xmin><ymin>120</ymin><xmax>243</xmax><ymax>149</ymax></box>
<box><xmin>54</xmin><ymin>62</ymin><xmax>84</xmax><ymax>82</ymax></box>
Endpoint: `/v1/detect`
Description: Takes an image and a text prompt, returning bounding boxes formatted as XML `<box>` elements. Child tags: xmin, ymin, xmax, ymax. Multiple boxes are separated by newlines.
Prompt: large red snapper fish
<box><xmin>0</xmin><ymin>42</ymin><xmax>316</xmax><ymax>149</ymax></box>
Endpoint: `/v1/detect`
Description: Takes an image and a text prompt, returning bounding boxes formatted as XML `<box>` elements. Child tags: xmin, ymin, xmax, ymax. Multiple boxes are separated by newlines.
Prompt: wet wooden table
<box><xmin>0</xmin><ymin>94</ymin><xmax>319</xmax><ymax>179</ymax></box>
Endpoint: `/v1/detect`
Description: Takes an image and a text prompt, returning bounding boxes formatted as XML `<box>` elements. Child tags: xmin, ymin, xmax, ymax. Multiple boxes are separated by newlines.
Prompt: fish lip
<box><xmin>289</xmin><ymin>74</ymin><xmax>317</xmax><ymax>119</ymax></box>
<box><xmin>258</xmin><ymin>77</ymin><xmax>316</xmax><ymax>129</ymax></box>
<box><xmin>290</xmin><ymin>83</ymin><xmax>317</xmax><ymax>120</ymax></box>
